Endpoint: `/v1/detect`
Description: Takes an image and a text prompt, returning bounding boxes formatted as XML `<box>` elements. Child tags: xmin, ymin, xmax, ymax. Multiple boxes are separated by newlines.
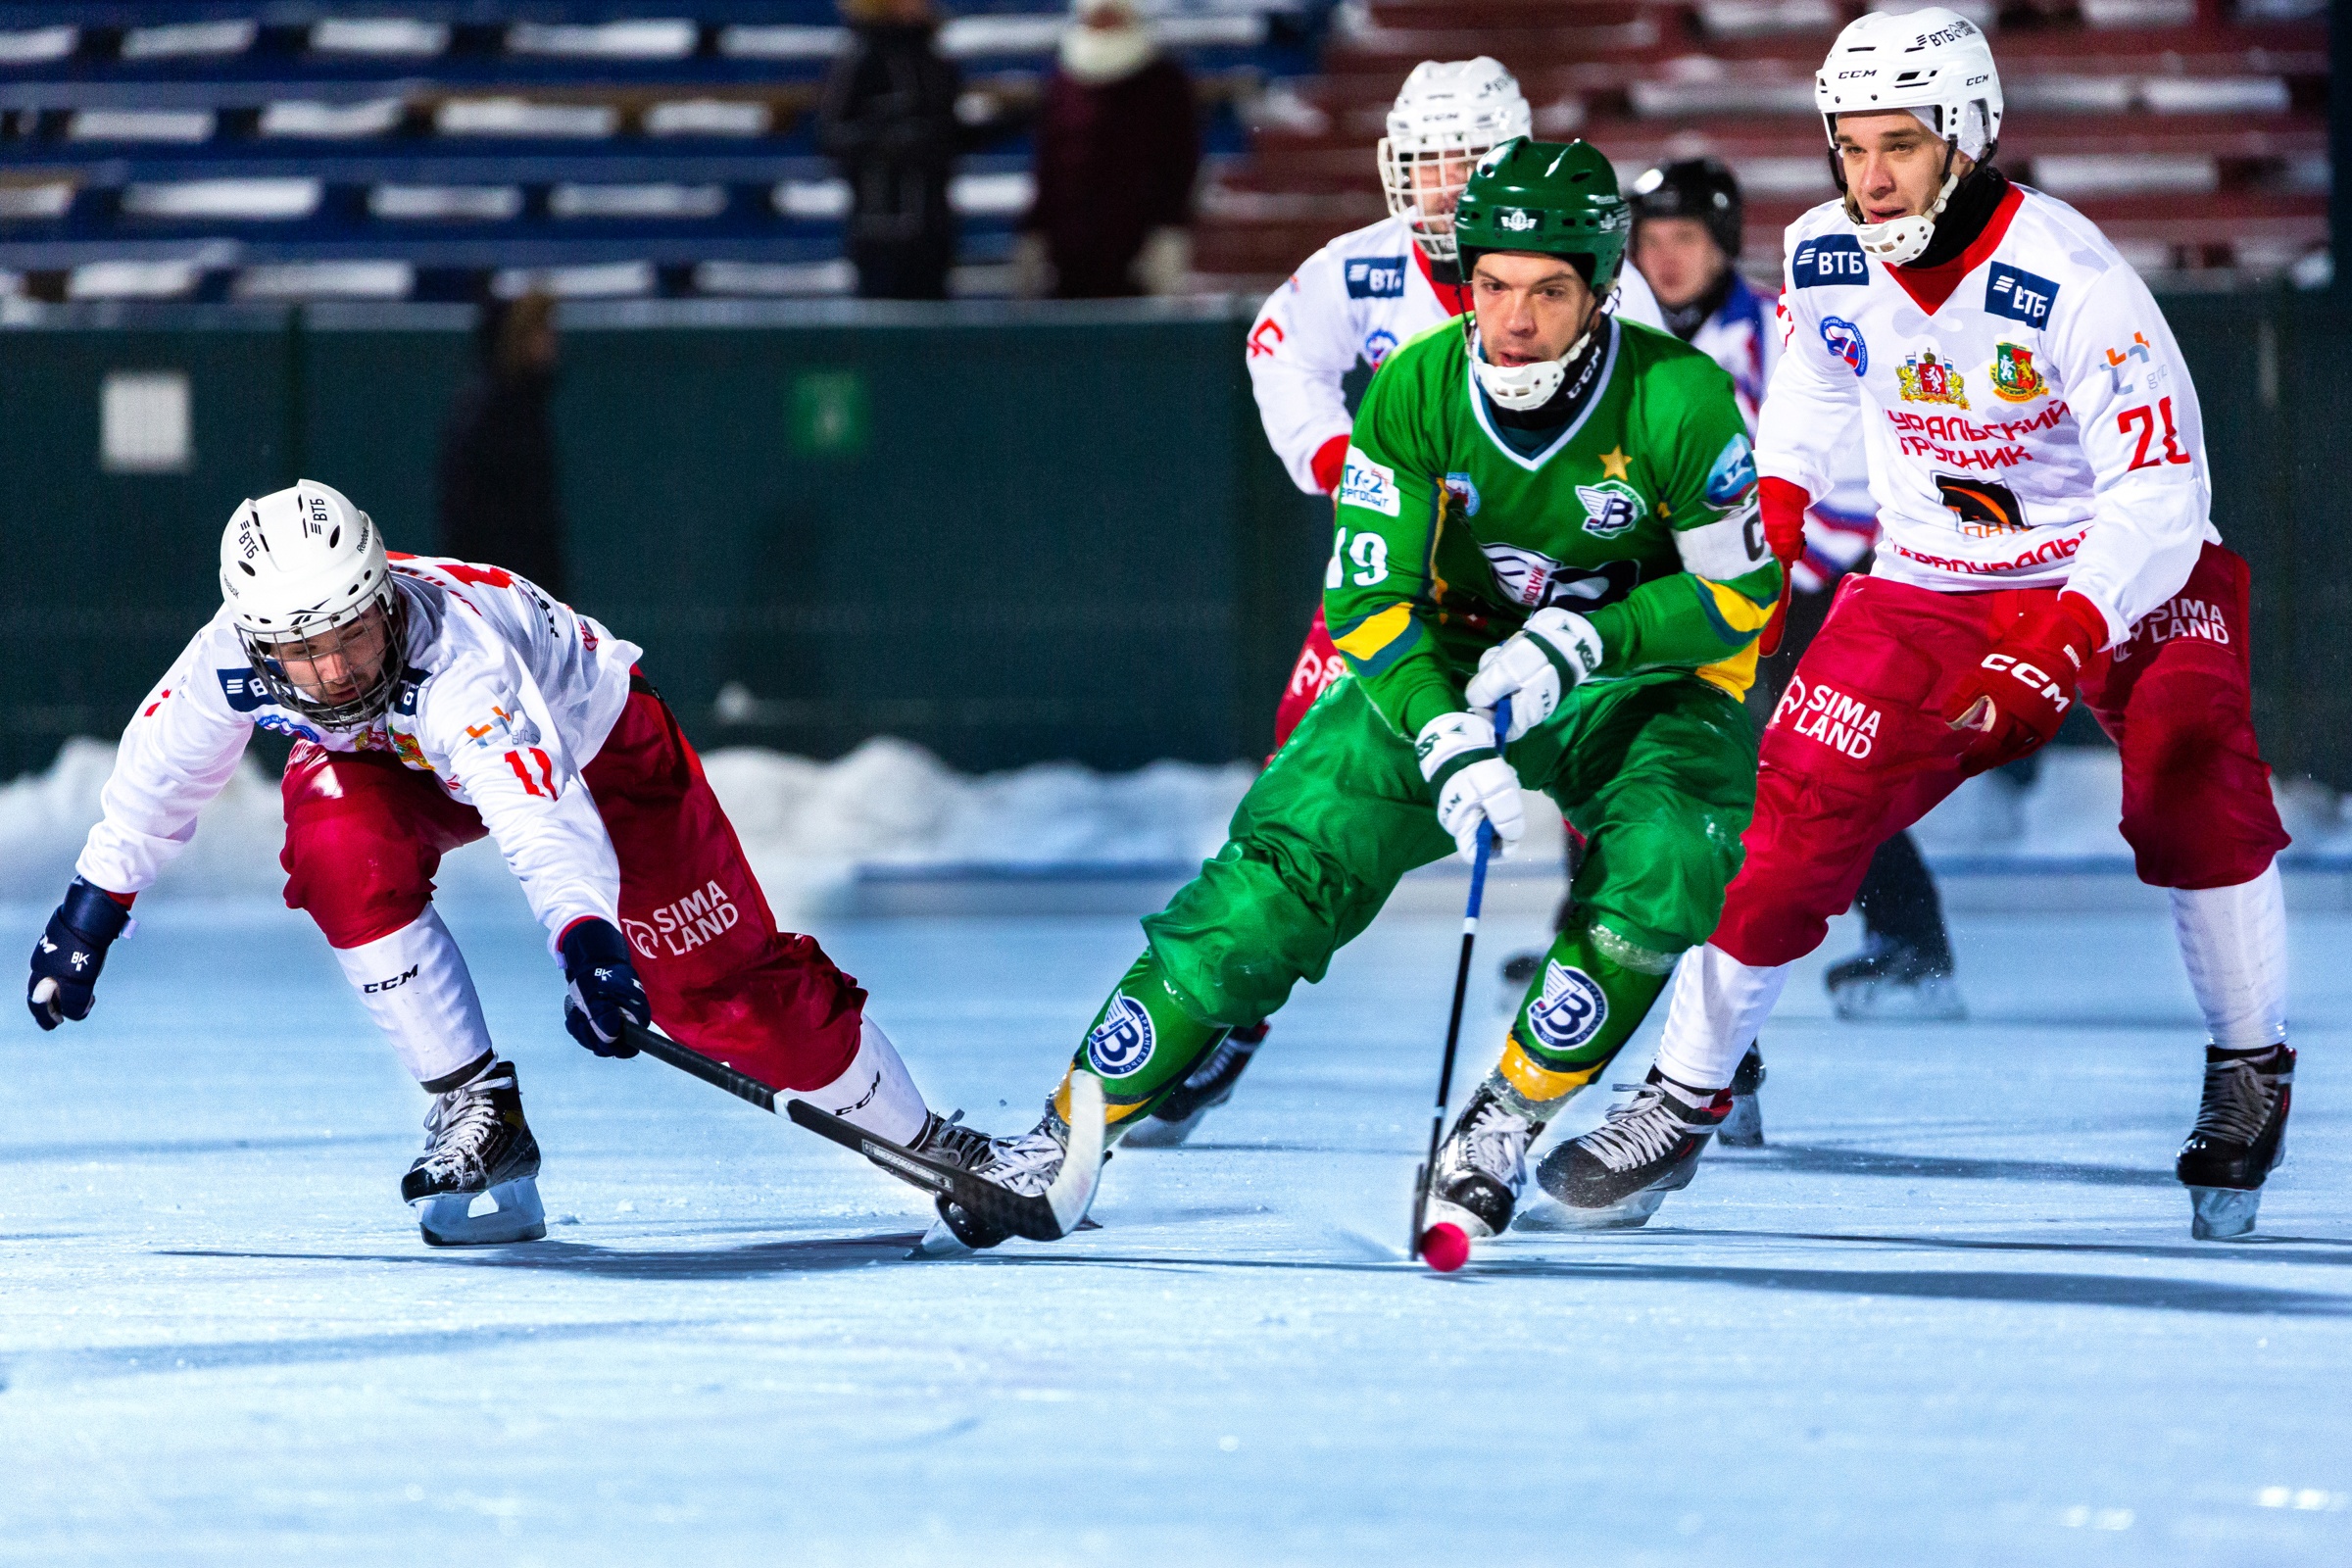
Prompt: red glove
<box><xmin>1310</xmin><ymin>433</ymin><xmax>1350</xmax><ymax>496</ymax></box>
<box><xmin>1940</xmin><ymin>591</ymin><xmax>2108</xmax><ymax>777</ymax></box>
<box><xmin>1756</xmin><ymin>476</ymin><xmax>1808</xmax><ymax>656</ymax></box>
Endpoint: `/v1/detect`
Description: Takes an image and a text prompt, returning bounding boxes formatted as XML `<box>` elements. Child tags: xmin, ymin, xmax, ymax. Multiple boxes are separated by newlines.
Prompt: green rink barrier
<box><xmin>0</xmin><ymin>292</ymin><xmax>2342</xmax><ymax>785</ymax></box>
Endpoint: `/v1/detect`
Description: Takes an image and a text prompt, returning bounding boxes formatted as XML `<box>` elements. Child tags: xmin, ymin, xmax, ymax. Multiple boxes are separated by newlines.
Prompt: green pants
<box><xmin>1061</xmin><ymin>671</ymin><xmax>1757</xmax><ymax>1126</ymax></box>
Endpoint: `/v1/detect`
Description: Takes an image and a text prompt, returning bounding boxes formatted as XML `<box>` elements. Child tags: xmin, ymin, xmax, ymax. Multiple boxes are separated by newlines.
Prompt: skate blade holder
<box><xmin>1512</xmin><ymin>1185</ymin><xmax>1675</xmax><ymax>1232</ymax></box>
<box><xmin>2188</xmin><ymin>1185</ymin><xmax>2264</xmax><ymax>1242</ymax></box>
<box><xmin>416</xmin><ymin>1177</ymin><xmax>548</xmax><ymax>1247</ymax></box>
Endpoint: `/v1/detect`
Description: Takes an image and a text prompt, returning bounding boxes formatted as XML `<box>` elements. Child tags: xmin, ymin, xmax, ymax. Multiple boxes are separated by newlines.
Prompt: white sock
<box><xmin>331</xmin><ymin>906</ymin><xmax>494</xmax><ymax>1087</ymax></box>
<box><xmin>807</xmin><ymin>1016</ymin><xmax>928</xmax><ymax>1145</ymax></box>
<box><xmin>2172</xmin><ymin>862</ymin><xmax>2287</xmax><ymax>1051</ymax></box>
<box><xmin>1654</xmin><ymin>944</ymin><xmax>1790</xmax><ymax>1091</ymax></box>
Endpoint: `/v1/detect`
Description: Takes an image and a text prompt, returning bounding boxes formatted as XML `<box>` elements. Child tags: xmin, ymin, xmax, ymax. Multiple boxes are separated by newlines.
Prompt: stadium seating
<box><xmin>0</xmin><ymin>1</ymin><xmax>1319</xmax><ymax>301</ymax></box>
<box><xmin>1198</xmin><ymin>0</ymin><xmax>2329</xmax><ymax>289</ymax></box>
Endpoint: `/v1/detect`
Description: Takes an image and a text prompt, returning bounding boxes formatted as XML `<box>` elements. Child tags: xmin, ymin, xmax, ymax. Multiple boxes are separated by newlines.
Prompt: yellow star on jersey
<box><xmin>1597</xmin><ymin>445</ymin><xmax>1632</xmax><ymax>480</ymax></box>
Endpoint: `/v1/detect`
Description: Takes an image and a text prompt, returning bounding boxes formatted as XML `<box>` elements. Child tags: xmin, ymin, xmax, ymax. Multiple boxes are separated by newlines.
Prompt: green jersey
<box><xmin>1325</xmin><ymin>316</ymin><xmax>1783</xmax><ymax>740</ymax></box>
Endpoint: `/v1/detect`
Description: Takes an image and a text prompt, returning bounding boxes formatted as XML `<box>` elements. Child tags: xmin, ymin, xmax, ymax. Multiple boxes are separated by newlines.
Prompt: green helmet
<box><xmin>1453</xmin><ymin>138</ymin><xmax>1631</xmax><ymax>295</ymax></box>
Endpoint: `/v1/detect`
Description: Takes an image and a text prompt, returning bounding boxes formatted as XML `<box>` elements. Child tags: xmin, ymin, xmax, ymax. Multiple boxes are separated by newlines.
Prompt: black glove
<box><xmin>27</xmin><ymin>878</ymin><xmax>134</xmax><ymax>1032</ymax></box>
<box><xmin>560</xmin><ymin>917</ymin><xmax>650</xmax><ymax>1058</ymax></box>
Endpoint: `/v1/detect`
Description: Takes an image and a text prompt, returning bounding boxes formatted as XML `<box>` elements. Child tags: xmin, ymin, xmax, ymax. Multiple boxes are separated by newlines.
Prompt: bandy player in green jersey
<box><xmin>926</xmin><ymin>141</ymin><xmax>1784</xmax><ymax>1255</ymax></box>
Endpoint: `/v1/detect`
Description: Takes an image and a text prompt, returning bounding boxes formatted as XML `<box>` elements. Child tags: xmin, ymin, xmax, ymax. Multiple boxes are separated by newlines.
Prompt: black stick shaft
<box><xmin>622</xmin><ymin>1021</ymin><xmax>777</xmax><ymax>1113</ymax></box>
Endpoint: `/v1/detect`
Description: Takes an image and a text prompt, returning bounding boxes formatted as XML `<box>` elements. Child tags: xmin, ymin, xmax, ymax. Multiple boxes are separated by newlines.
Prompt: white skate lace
<box><xmin>2193</xmin><ymin>1055</ymin><xmax>2277</xmax><ymax>1147</ymax></box>
<box><xmin>916</xmin><ymin>1111</ymin><xmax>995</xmax><ymax>1172</ymax></box>
<box><xmin>977</xmin><ymin>1128</ymin><xmax>1065</xmax><ymax>1197</ymax></box>
<box><xmin>1451</xmin><ymin>1098</ymin><xmax>1533</xmax><ymax>1190</ymax></box>
<box><xmin>1577</xmin><ymin>1086</ymin><xmax>1689</xmax><ymax>1174</ymax></box>
<box><xmin>416</xmin><ymin>1067</ymin><xmax>513</xmax><ymax>1182</ymax></box>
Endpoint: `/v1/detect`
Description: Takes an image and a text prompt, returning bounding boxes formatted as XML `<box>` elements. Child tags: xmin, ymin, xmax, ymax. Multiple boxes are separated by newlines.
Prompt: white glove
<box><xmin>1463</xmin><ymin>608</ymin><xmax>1604</xmax><ymax>743</ymax></box>
<box><xmin>1415</xmin><ymin>710</ymin><xmax>1525</xmax><ymax>864</ymax></box>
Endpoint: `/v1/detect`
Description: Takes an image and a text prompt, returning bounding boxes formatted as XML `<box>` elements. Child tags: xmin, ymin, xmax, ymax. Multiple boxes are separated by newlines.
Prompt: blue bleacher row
<box><xmin>1</xmin><ymin>4</ymin><xmax>1314</xmax><ymax>298</ymax></box>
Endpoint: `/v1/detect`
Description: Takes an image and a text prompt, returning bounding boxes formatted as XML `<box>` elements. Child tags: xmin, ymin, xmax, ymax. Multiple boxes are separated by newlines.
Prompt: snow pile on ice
<box><xmin>5</xmin><ymin>735</ymin><xmax>2344</xmax><ymax>915</ymax></box>
<box><xmin>0</xmin><ymin>734</ymin><xmax>1255</xmax><ymax>916</ymax></box>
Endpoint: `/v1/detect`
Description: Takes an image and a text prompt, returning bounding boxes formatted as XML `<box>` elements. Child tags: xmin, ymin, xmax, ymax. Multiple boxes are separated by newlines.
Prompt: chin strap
<box><xmin>1466</xmin><ymin>304</ymin><xmax>1600</xmax><ymax>413</ymax></box>
<box><xmin>1845</xmin><ymin>135</ymin><xmax>1964</xmax><ymax>267</ymax></box>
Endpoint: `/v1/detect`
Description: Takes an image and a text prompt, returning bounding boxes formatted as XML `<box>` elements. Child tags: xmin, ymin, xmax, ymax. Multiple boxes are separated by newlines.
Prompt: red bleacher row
<box><xmin>1195</xmin><ymin>1</ymin><xmax>2328</xmax><ymax>287</ymax></box>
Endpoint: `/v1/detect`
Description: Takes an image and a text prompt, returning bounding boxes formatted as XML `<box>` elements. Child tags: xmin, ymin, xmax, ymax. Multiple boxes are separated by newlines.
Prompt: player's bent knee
<box><xmin>281</xmin><ymin>814</ymin><xmax>440</xmax><ymax>949</ymax></box>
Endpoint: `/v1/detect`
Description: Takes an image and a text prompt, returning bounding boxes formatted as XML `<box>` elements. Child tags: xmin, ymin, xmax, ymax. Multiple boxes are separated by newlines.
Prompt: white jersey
<box><xmin>78</xmin><ymin>556</ymin><xmax>644</xmax><ymax>951</ymax></box>
<box><xmin>1683</xmin><ymin>270</ymin><xmax>1875</xmax><ymax>593</ymax></box>
<box><xmin>1761</xmin><ymin>182</ymin><xmax>2217</xmax><ymax>644</ymax></box>
<box><xmin>1247</xmin><ymin>213</ymin><xmax>1666</xmax><ymax>494</ymax></box>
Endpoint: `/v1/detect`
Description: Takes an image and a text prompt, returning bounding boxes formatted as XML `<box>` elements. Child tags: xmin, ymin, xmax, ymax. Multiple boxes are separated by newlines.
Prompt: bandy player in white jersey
<box><xmin>1121</xmin><ymin>61</ymin><xmax>1665</xmax><ymax>1148</ymax></box>
<box><xmin>24</xmin><ymin>481</ymin><xmax>994</xmax><ymax>1244</ymax></box>
<box><xmin>1529</xmin><ymin>8</ymin><xmax>2296</xmax><ymax>1240</ymax></box>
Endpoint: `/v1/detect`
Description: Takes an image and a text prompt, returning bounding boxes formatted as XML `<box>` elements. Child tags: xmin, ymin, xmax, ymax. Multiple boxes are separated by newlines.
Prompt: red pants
<box><xmin>1272</xmin><ymin>605</ymin><xmax>1348</xmax><ymax>755</ymax></box>
<box><xmin>278</xmin><ymin>686</ymin><xmax>866</xmax><ymax>1091</ymax></box>
<box><xmin>1714</xmin><ymin>543</ymin><xmax>2288</xmax><ymax>968</ymax></box>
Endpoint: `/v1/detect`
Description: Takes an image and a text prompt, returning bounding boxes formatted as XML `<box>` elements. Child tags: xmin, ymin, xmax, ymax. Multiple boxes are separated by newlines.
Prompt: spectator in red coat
<box><xmin>1018</xmin><ymin>0</ymin><xmax>1200</xmax><ymax>299</ymax></box>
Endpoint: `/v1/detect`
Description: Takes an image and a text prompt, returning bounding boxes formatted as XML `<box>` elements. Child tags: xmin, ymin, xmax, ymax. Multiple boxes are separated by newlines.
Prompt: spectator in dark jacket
<box><xmin>436</xmin><ymin>291</ymin><xmax>564</xmax><ymax>598</ymax></box>
<box><xmin>1020</xmin><ymin>0</ymin><xmax>1200</xmax><ymax>299</ymax></box>
<box><xmin>817</xmin><ymin>0</ymin><xmax>964</xmax><ymax>300</ymax></box>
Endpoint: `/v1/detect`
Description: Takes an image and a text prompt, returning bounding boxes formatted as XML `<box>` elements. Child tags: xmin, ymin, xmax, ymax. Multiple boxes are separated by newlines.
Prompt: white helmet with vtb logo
<box><xmin>1814</xmin><ymin>6</ymin><xmax>2003</xmax><ymax>265</ymax></box>
<box><xmin>219</xmin><ymin>479</ymin><xmax>403</xmax><ymax>726</ymax></box>
<box><xmin>1378</xmin><ymin>57</ymin><xmax>1533</xmax><ymax>265</ymax></box>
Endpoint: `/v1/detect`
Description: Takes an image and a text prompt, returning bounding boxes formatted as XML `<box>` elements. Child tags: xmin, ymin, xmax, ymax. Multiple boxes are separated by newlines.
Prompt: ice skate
<box><xmin>1824</xmin><ymin>933</ymin><xmax>1966</xmax><ymax>1021</ymax></box>
<box><xmin>915</xmin><ymin>1108</ymin><xmax>1076</xmax><ymax>1256</ymax></box>
<box><xmin>1520</xmin><ymin>1067</ymin><xmax>1729</xmax><ymax>1230</ymax></box>
<box><xmin>1122</xmin><ymin>1022</ymin><xmax>1268</xmax><ymax>1149</ymax></box>
<box><xmin>910</xmin><ymin>1108</ymin><xmax>998</xmax><ymax>1172</ymax></box>
<box><xmin>2178</xmin><ymin>1043</ymin><xmax>2293</xmax><ymax>1241</ymax></box>
<box><xmin>1423</xmin><ymin>1081</ymin><xmax>1549</xmax><ymax>1241</ymax></box>
<box><xmin>402</xmin><ymin>1057</ymin><xmax>546</xmax><ymax>1247</ymax></box>
<box><xmin>1716</xmin><ymin>1044</ymin><xmax>1768</xmax><ymax>1149</ymax></box>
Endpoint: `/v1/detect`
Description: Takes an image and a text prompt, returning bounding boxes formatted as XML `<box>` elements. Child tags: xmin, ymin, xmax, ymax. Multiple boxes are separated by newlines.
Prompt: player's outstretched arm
<box><xmin>1246</xmin><ymin>248</ymin><xmax>1372</xmax><ymax>495</ymax></box>
<box><xmin>24</xmin><ymin>878</ymin><xmax>134</xmax><ymax>1031</ymax></box>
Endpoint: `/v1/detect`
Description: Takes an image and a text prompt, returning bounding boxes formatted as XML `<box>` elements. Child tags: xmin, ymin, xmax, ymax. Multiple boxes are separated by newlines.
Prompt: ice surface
<box><xmin>2</xmin><ymin>893</ymin><xmax>2348</xmax><ymax>1564</ymax></box>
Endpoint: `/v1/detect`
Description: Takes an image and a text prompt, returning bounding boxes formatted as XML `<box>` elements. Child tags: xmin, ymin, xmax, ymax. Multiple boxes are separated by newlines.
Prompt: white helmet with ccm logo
<box><xmin>1815</xmin><ymin>6</ymin><xmax>2003</xmax><ymax>265</ymax></box>
<box><xmin>1379</xmin><ymin>57</ymin><xmax>1534</xmax><ymax>265</ymax></box>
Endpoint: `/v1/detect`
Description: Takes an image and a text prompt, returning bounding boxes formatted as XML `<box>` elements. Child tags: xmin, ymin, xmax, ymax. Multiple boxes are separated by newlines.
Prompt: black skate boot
<box><xmin>1122</xmin><ymin>1022</ymin><xmax>1269</xmax><ymax>1149</ymax></box>
<box><xmin>401</xmin><ymin>1056</ymin><xmax>546</xmax><ymax>1246</ymax></box>
<box><xmin>909</xmin><ymin>1109</ymin><xmax>997</xmax><ymax>1172</ymax></box>
<box><xmin>1717</xmin><ymin>1044</ymin><xmax>1768</xmax><ymax>1149</ymax></box>
<box><xmin>1526</xmin><ymin>1067</ymin><xmax>1731</xmax><ymax>1229</ymax></box>
<box><xmin>1425</xmin><ymin>1081</ymin><xmax>1550</xmax><ymax>1241</ymax></box>
<box><xmin>918</xmin><ymin>1104</ymin><xmax>1074</xmax><ymax>1255</ymax></box>
<box><xmin>1824</xmin><ymin>933</ymin><xmax>1965</xmax><ymax>1021</ymax></box>
<box><xmin>2178</xmin><ymin>1043</ymin><xmax>2293</xmax><ymax>1241</ymax></box>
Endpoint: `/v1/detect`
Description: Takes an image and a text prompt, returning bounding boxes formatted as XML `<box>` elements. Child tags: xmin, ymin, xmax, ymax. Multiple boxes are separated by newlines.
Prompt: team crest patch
<box><xmin>1820</xmin><ymin>317</ymin><xmax>1867</xmax><ymax>376</ymax></box>
<box><xmin>1085</xmin><ymin>994</ymin><xmax>1154</xmax><ymax>1078</ymax></box>
<box><xmin>1988</xmin><ymin>342</ymin><xmax>2046</xmax><ymax>404</ymax></box>
<box><xmin>1575</xmin><ymin>479</ymin><xmax>1646</xmax><ymax>540</ymax></box>
<box><xmin>1442</xmin><ymin>471</ymin><xmax>1481</xmax><ymax>517</ymax></box>
<box><xmin>1364</xmin><ymin>327</ymin><xmax>1399</xmax><ymax>367</ymax></box>
<box><xmin>1896</xmin><ymin>350</ymin><xmax>1969</xmax><ymax>409</ymax></box>
<box><xmin>1527</xmin><ymin>960</ymin><xmax>1608</xmax><ymax>1055</ymax></box>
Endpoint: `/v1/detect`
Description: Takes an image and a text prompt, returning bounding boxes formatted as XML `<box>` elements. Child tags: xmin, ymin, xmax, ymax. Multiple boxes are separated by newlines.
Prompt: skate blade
<box><xmin>1717</xmin><ymin>1094</ymin><xmax>1765</xmax><ymax>1149</ymax></box>
<box><xmin>1118</xmin><ymin>1109</ymin><xmax>1206</xmax><ymax>1149</ymax></box>
<box><xmin>1421</xmin><ymin>1196</ymin><xmax>1497</xmax><ymax>1244</ymax></box>
<box><xmin>910</xmin><ymin>1214</ymin><xmax>972</xmax><ymax>1259</ymax></box>
<box><xmin>1512</xmin><ymin>1185</ymin><xmax>1673</xmax><ymax>1232</ymax></box>
<box><xmin>1830</xmin><ymin>977</ymin><xmax>1968</xmax><ymax>1023</ymax></box>
<box><xmin>416</xmin><ymin>1177</ymin><xmax>547</xmax><ymax>1247</ymax></box>
<box><xmin>2188</xmin><ymin>1185</ymin><xmax>2263</xmax><ymax>1242</ymax></box>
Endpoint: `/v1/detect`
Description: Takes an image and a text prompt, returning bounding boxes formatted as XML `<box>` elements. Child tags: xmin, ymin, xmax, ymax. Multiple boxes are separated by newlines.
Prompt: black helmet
<box><xmin>1629</xmin><ymin>158</ymin><xmax>1742</xmax><ymax>264</ymax></box>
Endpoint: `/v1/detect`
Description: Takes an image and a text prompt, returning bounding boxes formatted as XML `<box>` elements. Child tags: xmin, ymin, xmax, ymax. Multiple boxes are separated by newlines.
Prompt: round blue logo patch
<box><xmin>1085</xmin><ymin>994</ymin><xmax>1155</xmax><ymax>1078</ymax></box>
<box><xmin>1820</xmin><ymin>317</ymin><xmax>1868</xmax><ymax>377</ymax></box>
<box><xmin>1527</xmin><ymin>961</ymin><xmax>1608</xmax><ymax>1055</ymax></box>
